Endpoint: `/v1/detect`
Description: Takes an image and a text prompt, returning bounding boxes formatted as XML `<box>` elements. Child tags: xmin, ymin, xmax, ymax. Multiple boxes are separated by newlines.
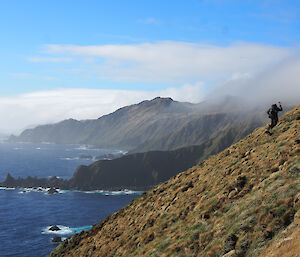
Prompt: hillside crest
<box><xmin>9</xmin><ymin>97</ymin><xmax>267</xmax><ymax>152</ymax></box>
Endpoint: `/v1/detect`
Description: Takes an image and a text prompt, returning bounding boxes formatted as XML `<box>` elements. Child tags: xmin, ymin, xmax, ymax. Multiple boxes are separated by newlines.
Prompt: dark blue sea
<box><xmin>0</xmin><ymin>141</ymin><xmax>141</xmax><ymax>257</ymax></box>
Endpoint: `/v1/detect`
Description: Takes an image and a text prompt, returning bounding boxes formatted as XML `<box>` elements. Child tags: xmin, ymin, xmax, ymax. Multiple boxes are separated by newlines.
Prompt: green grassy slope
<box><xmin>49</xmin><ymin>105</ymin><xmax>299</xmax><ymax>257</ymax></box>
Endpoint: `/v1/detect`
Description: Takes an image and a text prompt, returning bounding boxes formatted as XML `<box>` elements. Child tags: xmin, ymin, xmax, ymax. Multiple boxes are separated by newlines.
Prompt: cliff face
<box><xmin>2</xmin><ymin>119</ymin><xmax>259</xmax><ymax>191</ymax></box>
<box><xmin>49</xmin><ymin>106</ymin><xmax>299</xmax><ymax>257</ymax></box>
<box><xmin>1</xmin><ymin>118</ymin><xmax>261</xmax><ymax>191</ymax></box>
<box><xmin>69</xmin><ymin>121</ymin><xmax>259</xmax><ymax>190</ymax></box>
<box><xmin>10</xmin><ymin>97</ymin><xmax>266</xmax><ymax>152</ymax></box>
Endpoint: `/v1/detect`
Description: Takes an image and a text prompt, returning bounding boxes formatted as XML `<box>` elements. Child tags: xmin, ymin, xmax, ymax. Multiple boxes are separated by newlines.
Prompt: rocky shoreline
<box><xmin>0</xmin><ymin>173</ymin><xmax>151</xmax><ymax>191</ymax></box>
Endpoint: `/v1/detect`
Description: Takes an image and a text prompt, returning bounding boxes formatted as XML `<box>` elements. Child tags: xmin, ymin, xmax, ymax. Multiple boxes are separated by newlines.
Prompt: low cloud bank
<box><xmin>209</xmin><ymin>54</ymin><xmax>300</xmax><ymax>106</ymax></box>
<box><xmin>0</xmin><ymin>84</ymin><xmax>205</xmax><ymax>134</ymax></box>
<box><xmin>45</xmin><ymin>41</ymin><xmax>293</xmax><ymax>83</ymax></box>
<box><xmin>1</xmin><ymin>41</ymin><xmax>299</xmax><ymax>134</ymax></box>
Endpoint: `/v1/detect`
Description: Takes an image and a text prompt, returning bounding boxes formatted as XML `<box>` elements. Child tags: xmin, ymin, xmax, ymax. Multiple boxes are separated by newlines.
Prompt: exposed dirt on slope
<box><xmin>49</xmin><ymin>106</ymin><xmax>300</xmax><ymax>257</ymax></box>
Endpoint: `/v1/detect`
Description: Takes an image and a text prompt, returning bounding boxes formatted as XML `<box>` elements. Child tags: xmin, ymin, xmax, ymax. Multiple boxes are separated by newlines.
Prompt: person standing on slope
<box><xmin>266</xmin><ymin>102</ymin><xmax>282</xmax><ymax>135</ymax></box>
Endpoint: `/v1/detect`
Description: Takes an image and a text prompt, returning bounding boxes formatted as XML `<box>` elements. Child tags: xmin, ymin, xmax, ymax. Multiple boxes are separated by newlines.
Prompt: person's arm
<box><xmin>278</xmin><ymin>102</ymin><xmax>283</xmax><ymax>111</ymax></box>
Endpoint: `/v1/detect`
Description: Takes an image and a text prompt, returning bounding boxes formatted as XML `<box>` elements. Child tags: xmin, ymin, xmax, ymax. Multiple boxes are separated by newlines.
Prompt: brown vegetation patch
<box><xmin>49</xmin><ymin>106</ymin><xmax>300</xmax><ymax>257</ymax></box>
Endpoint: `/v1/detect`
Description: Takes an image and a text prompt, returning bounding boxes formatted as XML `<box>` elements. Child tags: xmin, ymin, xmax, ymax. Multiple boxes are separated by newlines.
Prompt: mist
<box><xmin>1</xmin><ymin>43</ymin><xmax>299</xmax><ymax>135</ymax></box>
<box><xmin>208</xmin><ymin>54</ymin><xmax>300</xmax><ymax>108</ymax></box>
<box><xmin>0</xmin><ymin>84</ymin><xmax>205</xmax><ymax>135</ymax></box>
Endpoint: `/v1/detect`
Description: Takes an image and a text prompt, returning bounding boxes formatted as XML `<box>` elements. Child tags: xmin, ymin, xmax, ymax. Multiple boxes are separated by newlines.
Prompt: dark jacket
<box><xmin>267</xmin><ymin>104</ymin><xmax>282</xmax><ymax>119</ymax></box>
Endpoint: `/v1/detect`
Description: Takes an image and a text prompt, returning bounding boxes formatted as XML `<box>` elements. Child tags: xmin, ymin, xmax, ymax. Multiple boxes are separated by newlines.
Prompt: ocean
<box><xmin>0</xmin><ymin>142</ymin><xmax>141</xmax><ymax>257</ymax></box>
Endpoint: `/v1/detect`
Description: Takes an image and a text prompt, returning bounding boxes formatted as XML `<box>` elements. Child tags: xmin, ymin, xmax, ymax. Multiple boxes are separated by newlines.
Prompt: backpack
<box><xmin>267</xmin><ymin>105</ymin><xmax>277</xmax><ymax>118</ymax></box>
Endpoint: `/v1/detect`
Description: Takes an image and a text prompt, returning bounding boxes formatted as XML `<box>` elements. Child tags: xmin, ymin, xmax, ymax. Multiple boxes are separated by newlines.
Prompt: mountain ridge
<box><xmin>9</xmin><ymin>97</ymin><xmax>267</xmax><ymax>152</ymax></box>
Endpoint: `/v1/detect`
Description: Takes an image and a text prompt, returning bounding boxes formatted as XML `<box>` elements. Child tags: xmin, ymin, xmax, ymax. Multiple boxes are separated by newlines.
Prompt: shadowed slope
<box><xmin>69</xmin><ymin>119</ymin><xmax>260</xmax><ymax>190</ymax></box>
<box><xmin>49</xmin><ymin>106</ymin><xmax>299</xmax><ymax>257</ymax></box>
<box><xmin>1</xmin><ymin>118</ymin><xmax>261</xmax><ymax>191</ymax></box>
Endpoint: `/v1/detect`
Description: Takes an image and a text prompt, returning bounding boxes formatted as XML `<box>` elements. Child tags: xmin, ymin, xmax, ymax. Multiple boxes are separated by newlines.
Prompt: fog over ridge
<box><xmin>208</xmin><ymin>53</ymin><xmax>300</xmax><ymax>106</ymax></box>
<box><xmin>1</xmin><ymin>42</ymin><xmax>299</xmax><ymax>134</ymax></box>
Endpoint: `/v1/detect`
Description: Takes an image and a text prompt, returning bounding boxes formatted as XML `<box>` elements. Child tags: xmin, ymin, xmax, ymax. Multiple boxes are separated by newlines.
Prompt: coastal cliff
<box><xmin>69</xmin><ymin>120</ymin><xmax>260</xmax><ymax>190</ymax></box>
<box><xmin>49</xmin><ymin>105</ymin><xmax>299</xmax><ymax>257</ymax></box>
<box><xmin>9</xmin><ymin>97</ymin><xmax>266</xmax><ymax>152</ymax></box>
<box><xmin>2</xmin><ymin>119</ymin><xmax>259</xmax><ymax>191</ymax></box>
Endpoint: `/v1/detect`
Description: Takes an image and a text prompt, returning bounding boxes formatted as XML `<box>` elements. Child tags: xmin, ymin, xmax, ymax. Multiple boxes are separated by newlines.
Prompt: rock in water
<box><xmin>49</xmin><ymin>225</ymin><xmax>61</xmax><ymax>231</ymax></box>
<box><xmin>47</xmin><ymin>188</ymin><xmax>59</xmax><ymax>194</ymax></box>
<box><xmin>51</xmin><ymin>236</ymin><xmax>62</xmax><ymax>243</ymax></box>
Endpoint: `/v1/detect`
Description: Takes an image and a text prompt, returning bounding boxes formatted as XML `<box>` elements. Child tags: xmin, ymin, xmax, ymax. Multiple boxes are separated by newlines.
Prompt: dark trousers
<box><xmin>269</xmin><ymin>116</ymin><xmax>278</xmax><ymax>129</ymax></box>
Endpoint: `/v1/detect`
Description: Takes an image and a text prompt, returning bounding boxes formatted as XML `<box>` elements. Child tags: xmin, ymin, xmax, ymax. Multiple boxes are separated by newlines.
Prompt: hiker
<box><xmin>266</xmin><ymin>102</ymin><xmax>282</xmax><ymax>132</ymax></box>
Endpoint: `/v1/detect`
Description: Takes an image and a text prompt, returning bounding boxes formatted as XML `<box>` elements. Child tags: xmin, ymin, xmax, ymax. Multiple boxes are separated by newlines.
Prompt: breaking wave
<box><xmin>1</xmin><ymin>186</ymin><xmax>142</xmax><ymax>196</ymax></box>
<box><xmin>60</xmin><ymin>157</ymin><xmax>80</xmax><ymax>161</ymax></box>
<box><xmin>42</xmin><ymin>225</ymin><xmax>92</xmax><ymax>235</ymax></box>
<box><xmin>80</xmin><ymin>189</ymin><xmax>143</xmax><ymax>195</ymax></box>
<box><xmin>0</xmin><ymin>187</ymin><xmax>15</xmax><ymax>190</ymax></box>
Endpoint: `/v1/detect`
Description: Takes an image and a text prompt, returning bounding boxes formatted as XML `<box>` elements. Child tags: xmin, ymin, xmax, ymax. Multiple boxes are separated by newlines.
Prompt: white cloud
<box><xmin>42</xmin><ymin>76</ymin><xmax>57</xmax><ymax>81</ymax></box>
<box><xmin>9</xmin><ymin>73</ymin><xmax>58</xmax><ymax>81</ymax></box>
<box><xmin>28</xmin><ymin>57</ymin><xmax>73</xmax><ymax>63</ymax></box>
<box><xmin>10</xmin><ymin>73</ymin><xmax>34</xmax><ymax>78</ymax></box>
<box><xmin>209</xmin><ymin>54</ymin><xmax>300</xmax><ymax>105</ymax></box>
<box><xmin>0</xmin><ymin>84</ymin><xmax>205</xmax><ymax>134</ymax></box>
<box><xmin>45</xmin><ymin>41</ymin><xmax>294</xmax><ymax>83</ymax></box>
<box><xmin>137</xmin><ymin>18</ymin><xmax>160</xmax><ymax>24</ymax></box>
<box><xmin>4</xmin><ymin>41</ymin><xmax>299</xmax><ymax>134</ymax></box>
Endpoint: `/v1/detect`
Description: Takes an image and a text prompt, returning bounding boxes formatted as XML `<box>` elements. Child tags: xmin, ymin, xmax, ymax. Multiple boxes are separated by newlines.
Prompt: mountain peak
<box><xmin>139</xmin><ymin>97</ymin><xmax>174</xmax><ymax>107</ymax></box>
<box><xmin>152</xmin><ymin>96</ymin><xmax>174</xmax><ymax>102</ymax></box>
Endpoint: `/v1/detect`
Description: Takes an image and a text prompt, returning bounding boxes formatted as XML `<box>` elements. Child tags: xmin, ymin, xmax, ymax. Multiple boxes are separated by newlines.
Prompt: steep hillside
<box><xmin>130</xmin><ymin>114</ymin><xmax>263</xmax><ymax>153</ymax></box>
<box><xmin>70</xmin><ymin>120</ymin><xmax>259</xmax><ymax>190</ymax></box>
<box><xmin>9</xmin><ymin>97</ymin><xmax>266</xmax><ymax>151</ymax></box>
<box><xmin>49</xmin><ymin>106</ymin><xmax>299</xmax><ymax>257</ymax></box>
<box><xmin>1</xmin><ymin>119</ymin><xmax>260</xmax><ymax>191</ymax></box>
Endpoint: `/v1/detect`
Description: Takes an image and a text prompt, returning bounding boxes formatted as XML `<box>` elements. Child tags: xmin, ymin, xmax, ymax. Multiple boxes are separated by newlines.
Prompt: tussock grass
<box><xmin>49</xmin><ymin>106</ymin><xmax>300</xmax><ymax>257</ymax></box>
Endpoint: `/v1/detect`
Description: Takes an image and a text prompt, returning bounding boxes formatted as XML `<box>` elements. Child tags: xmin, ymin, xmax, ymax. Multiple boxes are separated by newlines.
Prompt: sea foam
<box><xmin>42</xmin><ymin>225</ymin><xmax>73</xmax><ymax>235</ymax></box>
<box><xmin>0</xmin><ymin>187</ymin><xmax>15</xmax><ymax>190</ymax></box>
<box><xmin>42</xmin><ymin>225</ymin><xmax>92</xmax><ymax>235</ymax></box>
<box><xmin>83</xmin><ymin>189</ymin><xmax>143</xmax><ymax>196</ymax></box>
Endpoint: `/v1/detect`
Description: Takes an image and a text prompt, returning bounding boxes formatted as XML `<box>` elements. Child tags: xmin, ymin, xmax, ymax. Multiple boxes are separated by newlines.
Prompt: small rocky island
<box><xmin>0</xmin><ymin>174</ymin><xmax>70</xmax><ymax>190</ymax></box>
<box><xmin>49</xmin><ymin>225</ymin><xmax>61</xmax><ymax>231</ymax></box>
<box><xmin>47</xmin><ymin>188</ymin><xmax>59</xmax><ymax>194</ymax></box>
<box><xmin>51</xmin><ymin>237</ymin><xmax>62</xmax><ymax>243</ymax></box>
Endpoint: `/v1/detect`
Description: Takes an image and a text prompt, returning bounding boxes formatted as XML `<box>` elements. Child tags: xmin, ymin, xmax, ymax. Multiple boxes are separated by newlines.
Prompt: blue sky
<box><xmin>0</xmin><ymin>0</ymin><xmax>299</xmax><ymax>133</ymax></box>
<box><xmin>0</xmin><ymin>0</ymin><xmax>299</xmax><ymax>95</ymax></box>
